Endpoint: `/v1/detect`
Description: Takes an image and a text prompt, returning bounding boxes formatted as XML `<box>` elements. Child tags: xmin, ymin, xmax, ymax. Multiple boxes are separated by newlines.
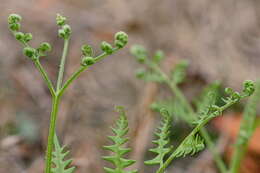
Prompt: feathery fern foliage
<box><xmin>170</xmin><ymin>60</ymin><xmax>189</xmax><ymax>85</ymax></box>
<box><xmin>145</xmin><ymin>109</ymin><xmax>173</xmax><ymax>167</ymax></box>
<box><xmin>51</xmin><ymin>134</ymin><xmax>75</xmax><ymax>173</ymax></box>
<box><xmin>174</xmin><ymin>134</ymin><xmax>204</xmax><ymax>158</ymax></box>
<box><xmin>103</xmin><ymin>106</ymin><xmax>137</xmax><ymax>173</ymax></box>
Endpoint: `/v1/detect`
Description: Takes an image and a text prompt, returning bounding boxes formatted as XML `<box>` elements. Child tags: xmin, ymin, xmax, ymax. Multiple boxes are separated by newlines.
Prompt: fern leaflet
<box><xmin>145</xmin><ymin>109</ymin><xmax>173</xmax><ymax>168</ymax></box>
<box><xmin>51</xmin><ymin>134</ymin><xmax>75</xmax><ymax>173</ymax></box>
<box><xmin>103</xmin><ymin>106</ymin><xmax>137</xmax><ymax>173</ymax></box>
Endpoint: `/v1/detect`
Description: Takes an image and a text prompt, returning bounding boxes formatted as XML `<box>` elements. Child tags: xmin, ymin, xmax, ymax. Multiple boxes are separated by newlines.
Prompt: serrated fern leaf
<box><xmin>145</xmin><ymin>109</ymin><xmax>173</xmax><ymax>167</ymax></box>
<box><xmin>51</xmin><ymin>134</ymin><xmax>75</xmax><ymax>173</ymax></box>
<box><xmin>103</xmin><ymin>106</ymin><xmax>137</xmax><ymax>173</ymax></box>
<box><xmin>174</xmin><ymin>134</ymin><xmax>205</xmax><ymax>158</ymax></box>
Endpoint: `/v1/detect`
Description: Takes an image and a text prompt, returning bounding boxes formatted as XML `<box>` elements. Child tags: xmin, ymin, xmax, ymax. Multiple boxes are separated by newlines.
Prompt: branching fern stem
<box><xmin>146</xmin><ymin>60</ymin><xmax>228</xmax><ymax>173</ymax></box>
<box><xmin>229</xmin><ymin>80</ymin><xmax>260</xmax><ymax>173</ymax></box>
<box><xmin>58</xmin><ymin>47</ymin><xmax>120</xmax><ymax>97</ymax></box>
<box><xmin>8</xmin><ymin>13</ymin><xmax>128</xmax><ymax>173</ymax></box>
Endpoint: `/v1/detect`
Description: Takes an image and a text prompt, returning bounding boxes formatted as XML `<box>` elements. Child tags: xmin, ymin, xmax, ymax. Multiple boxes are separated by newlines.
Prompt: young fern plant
<box><xmin>8</xmin><ymin>13</ymin><xmax>128</xmax><ymax>173</ymax></box>
<box><xmin>104</xmin><ymin>82</ymin><xmax>254</xmax><ymax>173</ymax></box>
<box><xmin>130</xmin><ymin>45</ymin><xmax>255</xmax><ymax>173</ymax></box>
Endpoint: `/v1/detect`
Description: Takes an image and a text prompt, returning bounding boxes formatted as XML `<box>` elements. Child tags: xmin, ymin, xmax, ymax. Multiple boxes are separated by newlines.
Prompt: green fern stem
<box><xmin>229</xmin><ymin>80</ymin><xmax>260</xmax><ymax>173</ymax></box>
<box><xmin>148</xmin><ymin>61</ymin><xmax>228</xmax><ymax>173</ymax></box>
<box><xmin>56</xmin><ymin>38</ymin><xmax>70</xmax><ymax>90</ymax></box>
<box><xmin>45</xmin><ymin>96</ymin><xmax>61</xmax><ymax>173</ymax></box>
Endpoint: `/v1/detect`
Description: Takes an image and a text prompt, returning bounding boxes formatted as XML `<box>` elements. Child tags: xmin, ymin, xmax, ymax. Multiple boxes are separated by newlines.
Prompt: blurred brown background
<box><xmin>0</xmin><ymin>0</ymin><xmax>260</xmax><ymax>173</ymax></box>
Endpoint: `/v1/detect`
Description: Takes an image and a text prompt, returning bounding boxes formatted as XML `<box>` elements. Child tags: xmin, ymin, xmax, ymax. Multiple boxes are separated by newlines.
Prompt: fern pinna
<box><xmin>103</xmin><ymin>106</ymin><xmax>137</xmax><ymax>173</ymax></box>
<box><xmin>145</xmin><ymin>109</ymin><xmax>172</xmax><ymax>169</ymax></box>
<box><xmin>52</xmin><ymin>134</ymin><xmax>75</xmax><ymax>173</ymax></box>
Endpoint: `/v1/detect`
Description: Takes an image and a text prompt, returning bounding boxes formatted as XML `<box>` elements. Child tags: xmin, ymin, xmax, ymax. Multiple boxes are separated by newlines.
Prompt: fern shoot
<box><xmin>156</xmin><ymin>81</ymin><xmax>255</xmax><ymax>173</ymax></box>
<box><xmin>52</xmin><ymin>134</ymin><xmax>75</xmax><ymax>173</ymax></box>
<box><xmin>145</xmin><ymin>109</ymin><xmax>173</xmax><ymax>169</ymax></box>
<box><xmin>103</xmin><ymin>106</ymin><xmax>137</xmax><ymax>173</ymax></box>
<box><xmin>8</xmin><ymin>13</ymin><xmax>128</xmax><ymax>173</ymax></box>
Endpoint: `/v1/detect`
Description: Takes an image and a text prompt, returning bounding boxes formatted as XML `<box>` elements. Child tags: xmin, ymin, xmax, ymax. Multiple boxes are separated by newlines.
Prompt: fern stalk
<box><xmin>229</xmin><ymin>80</ymin><xmax>260</xmax><ymax>173</ymax></box>
<box><xmin>8</xmin><ymin>13</ymin><xmax>128</xmax><ymax>173</ymax></box>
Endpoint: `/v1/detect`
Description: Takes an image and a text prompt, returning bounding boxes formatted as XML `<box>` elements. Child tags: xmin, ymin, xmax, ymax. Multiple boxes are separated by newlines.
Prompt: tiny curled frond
<box><xmin>8</xmin><ymin>13</ymin><xmax>52</xmax><ymax>61</ymax></box>
<box><xmin>56</xmin><ymin>14</ymin><xmax>71</xmax><ymax>39</ymax></box>
<box><xmin>103</xmin><ymin>106</ymin><xmax>137</xmax><ymax>173</ymax></box>
<box><xmin>80</xmin><ymin>31</ymin><xmax>128</xmax><ymax>67</ymax></box>
<box><xmin>193</xmin><ymin>81</ymin><xmax>255</xmax><ymax>125</ymax></box>
<box><xmin>52</xmin><ymin>134</ymin><xmax>75</xmax><ymax>173</ymax></box>
<box><xmin>145</xmin><ymin>109</ymin><xmax>173</xmax><ymax>168</ymax></box>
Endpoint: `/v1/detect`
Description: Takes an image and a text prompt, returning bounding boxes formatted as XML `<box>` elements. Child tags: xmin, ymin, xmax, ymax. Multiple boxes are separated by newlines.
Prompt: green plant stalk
<box><xmin>56</xmin><ymin>38</ymin><xmax>70</xmax><ymax>90</ymax></box>
<box><xmin>44</xmin><ymin>47</ymin><xmax>120</xmax><ymax>173</ymax></box>
<box><xmin>45</xmin><ymin>95</ymin><xmax>61</xmax><ymax>173</ymax></box>
<box><xmin>229</xmin><ymin>81</ymin><xmax>260</xmax><ymax>173</ymax></box>
<box><xmin>147</xmin><ymin>61</ymin><xmax>228</xmax><ymax>173</ymax></box>
<box><xmin>45</xmin><ymin>38</ymin><xmax>70</xmax><ymax>173</ymax></box>
<box><xmin>157</xmin><ymin>96</ymin><xmax>245</xmax><ymax>173</ymax></box>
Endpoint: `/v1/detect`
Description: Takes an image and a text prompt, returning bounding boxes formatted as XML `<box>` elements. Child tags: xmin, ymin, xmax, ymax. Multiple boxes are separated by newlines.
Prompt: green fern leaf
<box><xmin>145</xmin><ymin>109</ymin><xmax>173</xmax><ymax>167</ymax></box>
<box><xmin>174</xmin><ymin>134</ymin><xmax>205</xmax><ymax>158</ymax></box>
<box><xmin>170</xmin><ymin>60</ymin><xmax>189</xmax><ymax>84</ymax></box>
<box><xmin>103</xmin><ymin>106</ymin><xmax>137</xmax><ymax>173</ymax></box>
<box><xmin>51</xmin><ymin>134</ymin><xmax>75</xmax><ymax>173</ymax></box>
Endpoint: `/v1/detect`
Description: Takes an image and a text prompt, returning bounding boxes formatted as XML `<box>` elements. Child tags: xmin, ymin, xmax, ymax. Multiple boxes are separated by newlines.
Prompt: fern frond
<box><xmin>156</xmin><ymin>82</ymin><xmax>255</xmax><ymax>173</ymax></box>
<box><xmin>51</xmin><ymin>134</ymin><xmax>75</xmax><ymax>173</ymax></box>
<box><xmin>174</xmin><ymin>134</ymin><xmax>205</xmax><ymax>158</ymax></box>
<box><xmin>170</xmin><ymin>60</ymin><xmax>189</xmax><ymax>85</ymax></box>
<box><xmin>103</xmin><ymin>106</ymin><xmax>137</xmax><ymax>173</ymax></box>
<box><xmin>145</xmin><ymin>109</ymin><xmax>173</xmax><ymax>167</ymax></box>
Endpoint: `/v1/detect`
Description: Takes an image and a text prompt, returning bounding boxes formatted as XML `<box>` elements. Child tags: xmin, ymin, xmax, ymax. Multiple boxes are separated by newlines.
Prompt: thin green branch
<box><xmin>229</xmin><ymin>80</ymin><xmax>260</xmax><ymax>173</ymax></box>
<box><xmin>58</xmin><ymin>47</ymin><xmax>120</xmax><ymax>97</ymax></box>
<box><xmin>56</xmin><ymin>38</ymin><xmax>70</xmax><ymax>90</ymax></box>
<box><xmin>45</xmin><ymin>96</ymin><xmax>61</xmax><ymax>173</ymax></box>
<box><xmin>34</xmin><ymin>59</ymin><xmax>56</xmax><ymax>97</ymax></box>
